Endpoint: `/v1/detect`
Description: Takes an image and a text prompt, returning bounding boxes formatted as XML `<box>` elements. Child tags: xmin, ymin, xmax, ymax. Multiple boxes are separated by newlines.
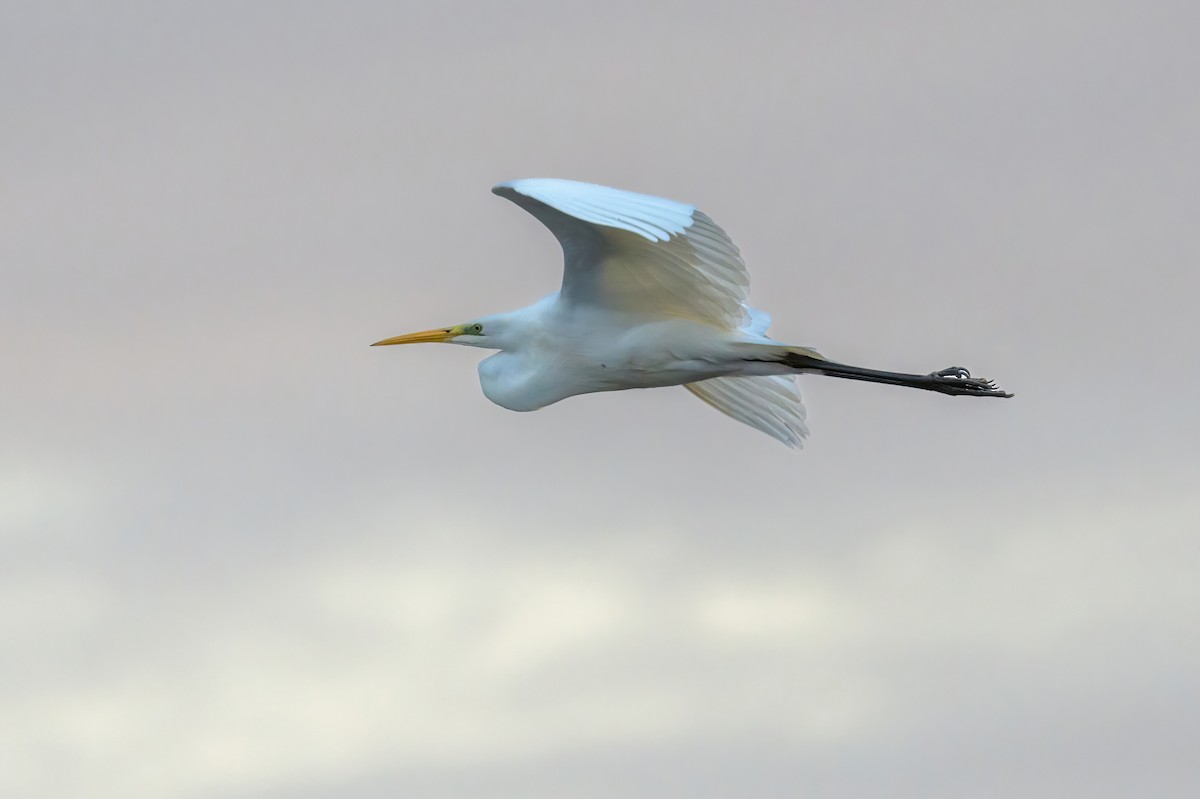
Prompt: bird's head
<box><xmin>371</xmin><ymin>320</ymin><xmax>494</xmax><ymax>349</ymax></box>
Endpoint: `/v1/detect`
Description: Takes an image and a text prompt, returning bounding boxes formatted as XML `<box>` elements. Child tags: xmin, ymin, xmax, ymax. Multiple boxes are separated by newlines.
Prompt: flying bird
<box><xmin>373</xmin><ymin>179</ymin><xmax>1011</xmax><ymax>447</ymax></box>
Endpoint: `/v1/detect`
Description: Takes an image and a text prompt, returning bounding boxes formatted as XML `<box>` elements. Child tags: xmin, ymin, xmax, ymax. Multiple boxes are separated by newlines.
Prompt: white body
<box><xmin>475</xmin><ymin>297</ymin><xmax>790</xmax><ymax>411</ymax></box>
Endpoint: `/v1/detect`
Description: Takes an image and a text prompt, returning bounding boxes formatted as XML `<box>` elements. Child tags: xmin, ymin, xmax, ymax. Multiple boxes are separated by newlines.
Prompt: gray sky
<box><xmin>3</xmin><ymin>2</ymin><xmax>1199</xmax><ymax>797</ymax></box>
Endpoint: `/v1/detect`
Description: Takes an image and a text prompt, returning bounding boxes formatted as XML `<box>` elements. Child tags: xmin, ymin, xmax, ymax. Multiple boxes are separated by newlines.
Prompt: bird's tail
<box><xmin>743</xmin><ymin>344</ymin><xmax>1013</xmax><ymax>398</ymax></box>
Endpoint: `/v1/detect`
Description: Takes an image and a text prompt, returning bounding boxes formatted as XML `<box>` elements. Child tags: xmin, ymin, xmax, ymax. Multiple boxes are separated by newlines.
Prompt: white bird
<box><xmin>373</xmin><ymin>179</ymin><xmax>1011</xmax><ymax>447</ymax></box>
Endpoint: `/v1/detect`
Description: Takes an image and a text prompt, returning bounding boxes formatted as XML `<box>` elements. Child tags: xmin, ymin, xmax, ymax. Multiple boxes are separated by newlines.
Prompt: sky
<box><xmin>3</xmin><ymin>1</ymin><xmax>1199</xmax><ymax>797</ymax></box>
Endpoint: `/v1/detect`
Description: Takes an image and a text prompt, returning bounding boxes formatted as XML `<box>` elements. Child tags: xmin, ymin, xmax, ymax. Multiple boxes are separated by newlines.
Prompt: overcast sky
<box><xmin>3</xmin><ymin>2</ymin><xmax>1199</xmax><ymax>797</ymax></box>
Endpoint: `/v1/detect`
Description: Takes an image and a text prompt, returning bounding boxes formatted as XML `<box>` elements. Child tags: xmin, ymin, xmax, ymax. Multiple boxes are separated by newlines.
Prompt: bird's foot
<box><xmin>927</xmin><ymin>366</ymin><xmax>1013</xmax><ymax>398</ymax></box>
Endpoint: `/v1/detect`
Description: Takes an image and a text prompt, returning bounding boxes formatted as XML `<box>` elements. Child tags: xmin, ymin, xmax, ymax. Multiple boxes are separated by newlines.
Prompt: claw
<box><xmin>930</xmin><ymin>366</ymin><xmax>972</xmax><ymax>380</ymax></box>
<box><xmin>924</xmin><ymin>366</ymin><xmax>1012</xmax><ymax>397</ymax></box>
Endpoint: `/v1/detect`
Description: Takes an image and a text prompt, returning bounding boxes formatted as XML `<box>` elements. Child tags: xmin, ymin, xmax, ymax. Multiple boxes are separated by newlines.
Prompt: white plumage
<box><xmin>374</xmin><ymin>179</ymin><xmax>1010</xmax><ymax>447</ymax></box>
<box><xmin>492</xmin><ymin>179</ymin><xmax>750</xmax><ymax>328</ymax></box>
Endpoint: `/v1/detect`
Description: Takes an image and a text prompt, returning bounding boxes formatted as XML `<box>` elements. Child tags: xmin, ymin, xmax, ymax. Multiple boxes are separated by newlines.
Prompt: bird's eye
<box><xmin>470</xmin><ymin>323</ymin><xmax>484</xmax><ymax>334</ymax></box>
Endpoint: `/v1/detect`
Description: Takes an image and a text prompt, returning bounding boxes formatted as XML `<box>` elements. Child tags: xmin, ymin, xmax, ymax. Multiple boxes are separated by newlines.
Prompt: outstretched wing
<box><xmin>492</xmin><ymin>179</ymin><xmax>751</xmax><ymax>329</ymax></box>
<box><xmin>685</xmin><ymin>375</ymin><xmax>809</xmax><ymax>448</ymax></box>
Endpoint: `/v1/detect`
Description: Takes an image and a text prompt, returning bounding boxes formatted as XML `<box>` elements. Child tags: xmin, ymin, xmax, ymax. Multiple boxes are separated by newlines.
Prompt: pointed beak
<box><xmin>371</xmin><ymin>326</ymin><xmax>457</xmax><ymax>346</ymax></box>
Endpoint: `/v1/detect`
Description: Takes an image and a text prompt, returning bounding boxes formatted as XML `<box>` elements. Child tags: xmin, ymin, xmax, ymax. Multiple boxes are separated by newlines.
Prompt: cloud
<box><xmin>5</xmin><ymin>484</ymin><xmax>1196</xmax><ymax>798</ymax></box>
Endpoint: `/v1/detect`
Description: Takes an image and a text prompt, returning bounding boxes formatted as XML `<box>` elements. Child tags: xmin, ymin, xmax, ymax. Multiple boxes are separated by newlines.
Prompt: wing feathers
<box><xmin>495</xmin><ymin>179</ymin><xmax>693</xmax><ymax>242</ymax></box>
<box><xmin>684</xmin><ymin>375</ymin><xmax>809</xmax><ymax>448</ymax></box>
<box><xmin>493</xmin><ymin>179</ymin><xmax>752</xmax><ymax>328</ymax></box>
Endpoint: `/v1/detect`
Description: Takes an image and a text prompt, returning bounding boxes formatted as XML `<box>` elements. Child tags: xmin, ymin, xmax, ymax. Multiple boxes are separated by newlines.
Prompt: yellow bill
<box><xmin>371</xmin><ymin>326</ymin><xmax>458</xmax><ymax>346</ymax></box>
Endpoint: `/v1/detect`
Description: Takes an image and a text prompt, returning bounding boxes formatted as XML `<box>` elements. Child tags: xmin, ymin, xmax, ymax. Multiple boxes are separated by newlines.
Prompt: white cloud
<box><xmin>4</xmin><ymin>487</ymin><xmax>1195</xmax><ymax>799</ymax></box>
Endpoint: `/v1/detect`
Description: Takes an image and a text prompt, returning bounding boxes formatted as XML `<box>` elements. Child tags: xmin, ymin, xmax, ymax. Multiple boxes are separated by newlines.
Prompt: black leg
<box><xmin>781</xmin><ymin>353</ymin><xmax>1013</xmax><ymax>398</ymax></box>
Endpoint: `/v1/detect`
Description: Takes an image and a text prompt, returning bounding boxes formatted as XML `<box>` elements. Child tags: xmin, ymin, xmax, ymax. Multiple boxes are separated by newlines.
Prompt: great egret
<box><xmin>374</xmin><ymin>179</ymin><xmax>1011</xmax><ymax>447</ymax></box>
